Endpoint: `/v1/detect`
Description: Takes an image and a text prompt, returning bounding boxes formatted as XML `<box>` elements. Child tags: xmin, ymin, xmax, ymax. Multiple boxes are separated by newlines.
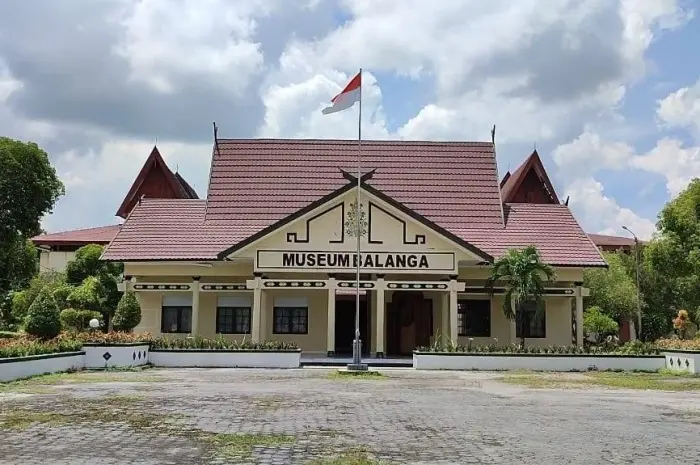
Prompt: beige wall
<box><xmin>134</xmin><ymin>286</ymin><xmax>574</xmax><ymax>352</ymax></box>
<box><xmin>39</xmin><ymin>250</ymin><xmax>76</xmax><ymax>273</ymax></box>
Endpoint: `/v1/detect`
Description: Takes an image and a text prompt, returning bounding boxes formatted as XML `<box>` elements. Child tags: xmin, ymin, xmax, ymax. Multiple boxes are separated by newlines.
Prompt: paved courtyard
<box><xmin>1</xmin><ymin>368</ymin><xmax>700</xmax><ymax>464</ymax></box>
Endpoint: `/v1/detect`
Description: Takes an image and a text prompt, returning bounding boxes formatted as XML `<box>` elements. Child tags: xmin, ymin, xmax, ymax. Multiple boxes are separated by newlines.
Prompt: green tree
<box><xmin>486</xmin><ymin>245</ymin><xmax>555</xmax><ymax>348</ymax></box>
<box><xmin>10</xmin><ymin>271</ymin><xmax>67</xmax><ymax>326</ymax></box>
<box><xmin>60</xmin><ymin>308</ymin><xmax>103</xmax><ymax>332</ymax></box>
<box><xmin>584</xmin><ymin>251</ymin><xmax>639</xmax><ymax>326</ymax></box>
<box><xmin>25</xmin><ymin>287</ymin><xmax>62</xmax><ymax>339</ymax></box>
<box><xmin>113</xmin><ymin>291</ymin><xmax>141</xmax><ymax>332</ymax></box>
<box><xmin>0</xmin><ymin>137</ymin><xmax>63</xmax><ymax>329</ymax></box>
<box><xmin>66</xmin><ymin>276</ymin><xmax>103</xmax><ymax>312</ymax></box>
<box><xmin>583</xmin><ymin>306</ymin><xmax>619</xmax><ymax>343</ymax></box>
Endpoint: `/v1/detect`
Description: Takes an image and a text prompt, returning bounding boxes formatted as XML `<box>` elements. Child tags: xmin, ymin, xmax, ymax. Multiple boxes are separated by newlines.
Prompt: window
<box><xmin>273</xmin><ymin>307</ymin><xmax>308</xmax><ymax>334</ymax></box>
<box><xmin>457</xmin><ymin>299</ymin><xmax>491</xmax><ymax>337</ymax></box>
<box><xmin>273</xmin><ymin>297</ymin><xmax>309</xmax><ymax>335</ymax></box>
<box><xmin>161</xmin><ymin>294</ymin><xmax>193</xmax><ymax>333</ymax></box>
<box><xmin>216</xmin><ymin>296</ymin><xmax>251</xmax><ymax>334</ymax></box>
<box><xmin>516</xmin><ymin>302</ymin><xmax>546</xmax><ymax>338</ymax></box>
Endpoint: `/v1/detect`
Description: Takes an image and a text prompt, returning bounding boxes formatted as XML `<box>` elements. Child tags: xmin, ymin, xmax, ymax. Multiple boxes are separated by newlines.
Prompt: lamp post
<box><xmin>622</xmin><ymin>226</ymin><xmax>642</xmax><ymax>341</ymax></box>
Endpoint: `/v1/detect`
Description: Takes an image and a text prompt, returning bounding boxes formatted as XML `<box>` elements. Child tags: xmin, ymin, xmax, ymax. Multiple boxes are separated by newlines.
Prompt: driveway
<box><xmin>1</xmin><ymin>368</ymin><xmax>699</xmax><ymax>464</ymax></box>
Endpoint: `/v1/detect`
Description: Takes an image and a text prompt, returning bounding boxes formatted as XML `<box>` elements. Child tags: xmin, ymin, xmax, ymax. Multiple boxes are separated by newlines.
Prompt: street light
<box><xmin>622</xmin><ymin>225</ymin><xmax>642</xmax><ymax>340</ymax></box>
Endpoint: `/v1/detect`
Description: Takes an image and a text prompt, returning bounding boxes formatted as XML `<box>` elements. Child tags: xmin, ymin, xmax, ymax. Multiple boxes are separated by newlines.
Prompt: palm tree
<box><xmin>486</xmin><ymin>245</ymin><xmax>555</xmax><ymax>349</ymax></box>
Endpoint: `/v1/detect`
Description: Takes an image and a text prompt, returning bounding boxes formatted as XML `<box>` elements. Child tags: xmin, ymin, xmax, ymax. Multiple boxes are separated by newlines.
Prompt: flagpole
<box><xmin>350</xmin><ymin>68</ymin><xmax>366</xmax><ymax>370</ymax></box>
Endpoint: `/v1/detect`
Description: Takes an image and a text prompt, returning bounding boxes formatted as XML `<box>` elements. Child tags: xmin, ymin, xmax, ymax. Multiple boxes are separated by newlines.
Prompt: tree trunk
<box><xmin>628</xmin><ymin>319</ymin><xmax>637</xmax><ymax>342</ymax></box>
<box><xmin>516</xmin><ymin>309</ymin><xmax>526</xmax><ymax>349</ymax></box>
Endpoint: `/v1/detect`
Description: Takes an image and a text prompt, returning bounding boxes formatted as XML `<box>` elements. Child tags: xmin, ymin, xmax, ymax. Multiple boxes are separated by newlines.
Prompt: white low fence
<box><xmin>0</xmin><ymin>351</ymin><xmax>85</xmax><ymax>382</ymax></box>
<box><xmin>149</xmin><ymin>349</ymin><xmax>301</xmax><ymax>368</ymax></box>
<box><xmin>663</xmin><ymin>350</ymin><xmax>700</xmax><ymax>374</ymax></box>
<box><xmin>413</xmin><ymin>352</ymin><xmax>666</xmax><ymax>371</ymax></box>
<box><xmin>83</xmin><ymin>343</ymin><xmax>150</xmax><ymax>369</ymax></box>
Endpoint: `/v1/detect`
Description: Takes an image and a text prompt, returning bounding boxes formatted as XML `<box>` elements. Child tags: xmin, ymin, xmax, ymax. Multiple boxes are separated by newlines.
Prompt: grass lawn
<box><xmin>499</xmin><ymin>370</ymin><xmax>700</xmax><ymax>391</ymax></box>
<box><xmin>327</xmin><ymin>370</ymin><xmax>387</xmax><ymax>381</ymax></box>
<box><xmin>0</xmin><ymin>368</ymin><xmax>162</xmax><ymax>393</ymax></box>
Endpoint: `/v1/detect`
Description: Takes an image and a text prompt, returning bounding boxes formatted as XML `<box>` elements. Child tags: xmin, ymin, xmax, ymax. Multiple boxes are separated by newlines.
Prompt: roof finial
<box><xmin>533</xmin><ymin>141</ymin><xmax>537</xmax><ymax>152</ymax></box>
<box><xmin>491</xmin><ymin>124</ymin><xmax>496</xmax><ymax>145</ymax></box>
<box><xmin>175</xmin><ymin>163</ymin><xmax>179</xmax><ymax>174</ymax></box>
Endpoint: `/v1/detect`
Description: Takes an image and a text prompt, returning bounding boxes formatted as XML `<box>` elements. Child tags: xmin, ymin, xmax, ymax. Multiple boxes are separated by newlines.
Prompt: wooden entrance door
<box><xmin>386</xmin><ymin>292</ymin><xmax>433</xmax><ymax>356</ymax></box>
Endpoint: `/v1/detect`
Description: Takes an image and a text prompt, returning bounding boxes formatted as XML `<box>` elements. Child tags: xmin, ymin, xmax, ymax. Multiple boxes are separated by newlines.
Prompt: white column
<box><xmin>441</xmin><ymin>293</ymin><xmax>449</xmax><ymax>342</ymax></box>
<box><xmin>375</xmin><ymin>277</ymin><xmax>385</xmax><ymax>357</ymax></box>
<box><xmin>449</xmin><ymin>278</ymin><xmax>458</xmax><ymax>344</ymax></box>
<box><xmin>327</xmin><ymin>277</ymin><xmax>336</xmax><ymax>356</ymax></box>
<box><xmin>191</xmin><ymin>277</ymin><xmax>200</xmax><ymax>335</ymax></box>
<box><xmin>251</xmin><ymin>276</ymin><xmax>262</xmax><ymax>343</ymax></box>
<box><xmin>575</xmin><ymin>284</ymin><xmax>584</xmax><ymax>347</ymax></box>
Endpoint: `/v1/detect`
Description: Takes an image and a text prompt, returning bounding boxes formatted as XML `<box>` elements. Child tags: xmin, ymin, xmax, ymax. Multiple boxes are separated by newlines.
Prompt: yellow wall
<box><xmin>39</xmin><ymin>250</ymin><xmax>76</xmax><ymax>273</ymax></box>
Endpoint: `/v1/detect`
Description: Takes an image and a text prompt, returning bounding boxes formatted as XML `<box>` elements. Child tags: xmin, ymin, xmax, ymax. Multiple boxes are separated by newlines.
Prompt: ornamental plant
<box><xmin>24</xmin><ymin>287</ymin><xmax>62</xmax><ymax>340</ymax></box>
<box><xmin>150</xmin><ymin>335</ymin><xmax>298</xmax><ymax>351</ymax></box>
<box><xmin>583</xmin><ymin>306</ymin><xmax>619</xmax><ymax>344</ymax></box>
<box><xmin>0</xmin><ymin>336</ymin><xmax>82</xmax><ymax>359</ymax></box>
<box><xmin>673</xmin><ymin>309</ymin><xmax>691</xmax><ymax>340</ymax></box>
<box><xmin>112</xmin><ymin>291</ymin><xmax>141</xmax><ymax>332</ymax></box>
<box><xmin>60</xmin><ymin>308</ymin><xmax>103</xmax><ymax>332</ymax></box>
<box><xmin>72</xmin><ymin>331</ymin><xmax>153</xmax><ymax>344</ymax></box>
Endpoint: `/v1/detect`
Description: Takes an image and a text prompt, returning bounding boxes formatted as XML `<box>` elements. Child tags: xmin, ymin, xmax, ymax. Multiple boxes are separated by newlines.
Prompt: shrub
<box><xmin>72</xmin><ymin>331</ymin><xmax>153</xmax><ymax>344</ymax></box>
<box><xmin>66</xmin><ymin>276</ymin><xmax>103</xmax><ymax>312</ymax></box>
<box><xmin>24</xmin><ymin>287</ymin><xmax>62</xmax><ymax>340</ymax></box>
<box><xmin>583</xmin><ymin>306</ymin><xmax>619</xmax><ymax>343</ymax></box>
<box><xmin>655</xmin><ymin>338</ymin><xmax>700</xmax><ymax>351</ymax></box>
<box><xmin>150</xmin><ymin>335</ymin><xmax>298</xmax><ymax>351</ymax></box>
<box><xmin>0</xmin><ymin>335</ymin><xmax>82</xmax><ymax>359</ymax></box>
<box><xmin>60</xmin><ymin>308</ymin><xmax>103</xmax><ymax>332</ymax></box>
<box><xmin>52</xmin><ymin>284</ymin><xmax>74</xmax><ymax>310</ymax></box>
<box><xmin>113</xmin><ymin>291</ymin><xmax>141</xmax><ymax>332</ymax></box>
<box><xmin>415</xmin><ymin>340</ymin><xmax>658</xmax><ymax>355</ymax></box>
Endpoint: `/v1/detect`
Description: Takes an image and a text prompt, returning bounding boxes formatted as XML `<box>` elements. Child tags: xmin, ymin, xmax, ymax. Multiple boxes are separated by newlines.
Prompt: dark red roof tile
<box><xmin>32</xmin><ymin>224</ymin><xmax>122</xmax><ymax>246</ymax></box>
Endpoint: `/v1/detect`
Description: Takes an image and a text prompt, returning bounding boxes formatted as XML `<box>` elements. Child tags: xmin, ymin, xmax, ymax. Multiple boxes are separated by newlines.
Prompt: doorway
<box><xmin>386</xmin><ymin>291</ymin><xmax>433</xmax><ymax>356</ymax></box>
<box><xmin>335</xmin><ymin>296</ymin><xmax>370</xmax><ymax>356</ymax></box>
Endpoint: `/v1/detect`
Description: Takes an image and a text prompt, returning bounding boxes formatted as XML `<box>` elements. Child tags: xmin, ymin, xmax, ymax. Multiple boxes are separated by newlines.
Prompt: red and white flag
<box><xmin>322</xmin><ymin>71</ymin><xmax>361</xmax><ymax>115</ymax></box>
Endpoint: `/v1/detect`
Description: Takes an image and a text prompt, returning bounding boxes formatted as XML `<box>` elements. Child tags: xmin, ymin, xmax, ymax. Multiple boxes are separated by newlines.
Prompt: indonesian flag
<box><xmin>322</xmin><ymin>71</ymin><xmax>361</xmax><ymax>115</ymax></box>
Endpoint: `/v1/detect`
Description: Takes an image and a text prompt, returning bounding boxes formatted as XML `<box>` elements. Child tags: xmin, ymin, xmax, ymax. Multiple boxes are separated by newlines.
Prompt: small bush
<box><xmin>656</xmin><ymin>338</ymin><xmax>700</xmax><ymax>351</ymax></box>
<box><xmin>24</xmin><ymin>288</ymin><xmax>62</xmax><ymax>340</ymax></box>
<box><xmin>59</xmin><ymin>308</ymin><xmax>103</xmax><ymax>332</ymax></box>
<box><xmin>151</xmin><ymin>335</ymin><xmax>298</xmax><ymax>351</ymax></box>
<box><xmin>0</xmin><ymin>335</ymin><xmax>82</xmax><ymax>359</ymax></box>
<box><xmin>416</xmin><ymin>340</ymin><xmax>658</xmax><ymax>355</ymax></box>
<box><xmin>51</xmin><ymin>284</ymin><xmax>74</xmax><ymax>310</ymax></box>
<box><xmin>113</xmin><ymin>291</ymin><xmax>141</xmax><ymax>332</ymax></box>
<box><xmin>583</xmin><ymin>306</ymin><xmax>619</xmax><ymax>343</ymax></box>
<box><xmin>72</xmin><ymin>331</ymin><xmax>153</xmax><ymax>344</ymax></box>
<box><xmin>66</xmin><ymin>276</ymin><xmax>102</xmax><ymax>312</ymax></box>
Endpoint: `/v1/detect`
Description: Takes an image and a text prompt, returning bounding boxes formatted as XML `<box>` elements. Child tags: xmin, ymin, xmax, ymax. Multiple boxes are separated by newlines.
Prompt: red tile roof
<box><xmin>500</xmin><ymin>150</ymin><xmax>559</xmax><ymax>204</ymax></box>
<box><xmin>102</xmin><ymin>138</ymin><xmax>606</xmax><ymax>267</ymax></box>
<box><xmin>587</xmin><ymin>233</ymin><xmax>639</xmax><ymax>248</ymax></box>
<box><xmin>115</xmin><ymin>146</ymin><xmax>198</xmax><ymax>218</ymax></box>
<box><xmin>32</xmin><ymin>224</ymin><xmax>122</xmax><ymax>246</ymax></box>
<box><xmin>206</xmin><ymin>139</ymin><xmax>504</xmax><ymax>230</ymax></box>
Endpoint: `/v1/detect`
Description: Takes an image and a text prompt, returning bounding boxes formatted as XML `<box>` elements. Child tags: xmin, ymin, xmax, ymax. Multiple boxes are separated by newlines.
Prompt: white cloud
<box><xmin>114</xmin><ymin>0</ymin><xmax>271</xmax><ymax>94</ymax></box>
<box><xmin>657</xmin><ymin>78</ymin><xmax>700</xmax><ymax>133</ymax></box>
<box><xmin>564</xmin><ymin>177</ymin><xmax>657</xmax><ymax>240</ymax></box>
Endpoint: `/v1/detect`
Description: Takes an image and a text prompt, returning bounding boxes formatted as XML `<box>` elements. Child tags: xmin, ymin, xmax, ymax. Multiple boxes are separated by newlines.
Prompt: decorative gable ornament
<box><xmin>344</xmin><ymin>201</ymin><xmax>368</xmax><ymax>238</ymax></box>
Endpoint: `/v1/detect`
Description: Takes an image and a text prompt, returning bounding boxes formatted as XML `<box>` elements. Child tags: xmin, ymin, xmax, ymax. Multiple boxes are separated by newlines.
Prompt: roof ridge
<box><xmin>34</xmin><ymin>223</ymin><xmax>122</xmax><ymax>237</ymax></box>
<box><xmin>216</xmin><ymin>138</ymin><xmax>493</xmax><ymax>145</ymax></box>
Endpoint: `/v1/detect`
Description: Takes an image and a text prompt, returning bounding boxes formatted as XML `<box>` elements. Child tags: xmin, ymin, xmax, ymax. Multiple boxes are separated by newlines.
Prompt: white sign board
<box><xmin>256</xmin><ymin>250</ymin><xmax>456</xmax><ymax>274</ymax></box>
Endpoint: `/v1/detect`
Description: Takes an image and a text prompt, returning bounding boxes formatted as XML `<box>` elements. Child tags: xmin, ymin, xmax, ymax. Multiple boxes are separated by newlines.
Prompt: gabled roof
<box><xmin>588</xmin><ymin>233</ymin><xmax>642</xmax><ymax>248</ymax></box>
<box><xmin>101</xmin><ymin>138</ymin><xmax>606</xmax><ymax>266</ymax></box>
<box><xmin>206</xmin><ymin>139</ymin><xmax>505</xmax><ymax>230</ymax></box>
<box><xmin>458</xmin><ymin>204</ymin><xmax>607</xmax><ymax>267</ymax></box>
<box><xmin>500</xmin><ymin>150</ymin><xmax>560</xmax><ymax>204</ymax></box>
<box><xmin>32</xmin><ymin>224</ymin><xmax>122</xmax><ymax>247</ymax></box>
<box><xmin>115</xmin><ymin>146</ymin><xmax>198</xmax><ymax>218</ymax></box>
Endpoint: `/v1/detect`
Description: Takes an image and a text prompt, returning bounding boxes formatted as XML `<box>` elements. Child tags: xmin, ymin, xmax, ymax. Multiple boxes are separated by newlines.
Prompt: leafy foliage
<box><xmin>0</xmin><ymin>138</ymin><xmax>63</xmax><ymax>329</ymax></box>
<box><xmin>417</xmin><ymin>339</ymin><xmax>659</xmax><ymax>355</ymax></box>
<box><xmin>24</xmin><ymin>287</ymin><xmax>62</xmax><ymax>339</ymax></box>
<box><xmin>656</xmin><ymin>338</ymin><xmax>700</xmax><ymax>351</ymax></box>
<box><xmin>51</xmin><ymin>283</ymin><xmax>74</xmax><ymax>311</ymax></box>
<box><xmin>486</xmin><ymin>245</ymin><xmax>555</xmax><ymax>348</ymax></box>
<box><xmin>113</xmin><ymin>291</ymin><xmax>141</xmax><ymax>332</ymax></box>
<box><xmin>11</xmin><ymin>271</ymin><xmax>67</xmax><ymax>325</ymax></box>
<box><xmin>0</xmin><ymin>335</ymin><xmax>82</xmax><ymax>359</ymax></box>
<box><xmin>59</xmin><ymin>308</ymin><xmax>103</xmax><ymax>332</ymax></box>
<box><xmin>66</xmin><ymin>276</ymin><xmax>103</xmax><ymax>312</ymax></box>
<box><xmin>584</xmin><ymin>251</ymin><xmax>639</xmax><ymax>322</ymax></box>
<box><xmin>71</xmin><ymin>331</ymin><xmax>153</xmax><ymax>344</ymax></box>
<box><xmin>583</xmin><ymin>306</ymin><xmax>619</xmax><ymax>343</ymax></box>
<box><xmin>65</xmin><ymin>244</ymin><xmax>122</xmax><ymax>285</ymax></box>
<box><xmin>151</xmin><ymin>335</ymin><xmax>299</xmax><ymax>351</ymax></box>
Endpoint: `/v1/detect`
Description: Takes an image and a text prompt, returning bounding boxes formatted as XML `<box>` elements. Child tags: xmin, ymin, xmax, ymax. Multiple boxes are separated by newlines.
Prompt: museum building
<box><xmin>45</xmin><ymin>139</ymin><xmax>609</xmax><ymax>357</ymax></box>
